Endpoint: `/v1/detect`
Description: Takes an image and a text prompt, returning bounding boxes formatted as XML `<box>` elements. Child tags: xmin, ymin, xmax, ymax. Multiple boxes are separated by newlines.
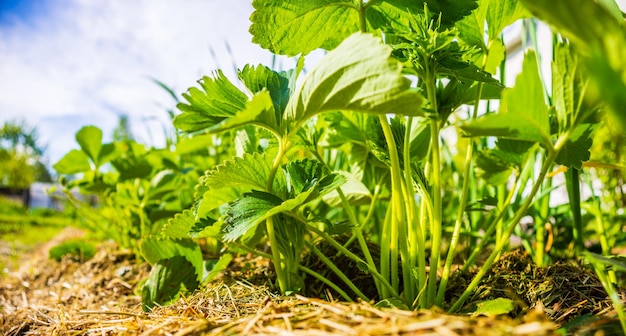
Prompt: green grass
<box><xmin>0</xmin><ymin>196</ymin><xmax>79</xmax><ymax>274</ymax></box>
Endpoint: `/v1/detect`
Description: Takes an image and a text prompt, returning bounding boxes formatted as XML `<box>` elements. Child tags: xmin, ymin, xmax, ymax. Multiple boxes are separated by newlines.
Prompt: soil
<box><xmin>0</xmin><ymin>228</ymin><xmax>623</xmax><ymax>335</ymax></box>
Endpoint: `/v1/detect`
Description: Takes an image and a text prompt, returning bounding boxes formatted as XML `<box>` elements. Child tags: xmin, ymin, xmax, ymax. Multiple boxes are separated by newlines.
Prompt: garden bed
<box><xmin>1</xmin><ymin>228</ymin><xmax>621</xmax><ymax>335</ymax></box>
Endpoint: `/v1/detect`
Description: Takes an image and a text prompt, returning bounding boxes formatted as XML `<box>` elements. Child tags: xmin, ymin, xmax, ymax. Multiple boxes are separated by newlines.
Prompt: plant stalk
<box><xmin>449</xmin><ymin>132</ymin><xmax>572</xmax><ymax>313</ymax></box>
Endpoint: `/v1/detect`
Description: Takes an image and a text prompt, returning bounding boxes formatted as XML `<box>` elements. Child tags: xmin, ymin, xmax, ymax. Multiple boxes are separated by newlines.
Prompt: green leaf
<box><xmin>174</xmin><ymin>70</ymin><xmax>248</xmax><ymax>133</ymax></box>
<box><xmin>53</xmin><ymin>149</ymin><xmax>92</xmax><ymax>174</ymax></box>
<box><xmin>190</xmin><ymin>216</ymin><xmax>219</xmax><ymax>239</ymax></box>
<box><xmin>249</xmin><ymin>0</ymin><xmax>474</xmax><ymax>57</ymax></box>
<box><xmin>552</xmin><ymin>42</ymin><xmax>587</xmax><ymax>132</ymax></box>
<box><xmin>222</xmin><ymin>190</ymin><xmax>283</xmax><ymax>241</ymax></box>
<box><xmin>202</xmin><ymin>151</ymin><xmax>280</xmax><ymax>192</ymax></box>
<box><xmin>474</xmin><ymin>298</ymin><xmax>515</xmax><ymax>316</ymax></box>
<box><xmin>486</xmin><ymin>0</ymin><xmax>527</xmax><ymax>40</ymax></box>
<box><xmin>443</xmin><ymin>57</ymin><xmax>503</xmax><ymax>86</ymax></box>
<box><xmin>210</xmin><ymin>90</ymin><xmax>278</xmax><ymax>134</ymax></box>
<box><xmin>484</xmin><ymin>39</ymin><xmax>506</xmax><ymax>75</ymax></box>
<box><xmin>596</xmin><ymin>0</ymin><xmax>624</xmax><ymax>22</ymax></box>
<box><xmin>459</xmin><ymin>81</ymin><xmax>504</xmax><ymax>105</ymax></box>
<box><xmin>140</xmin><ymin>236</ymin><xmax>203</xmax><ymax>278</ymax></box>
<box><xmin>521</xmin><ymin>0</ymin><xmax>626</xmax><ymax>130</ymax></box>
<box><xmin>49</xmin><ymin>239</ymin><xmax>96</xmax><ymax>262</ymax></box>
<box><xmin>239</xmin><ymin>64</ymin><xmax>291</xmax><ymax>117</ymax></box>
<box><xmin>222</xmin><ymin>172</ymin><xmax>346</xmax><ymax>242</ymax></box>
<box><xmin>423</xmin><ymin>0</ymin><xmax>478</xmax><ymax>27</ymax></box>
<box><xmin>196</xmin><ymin>187</ymin><xmax>243</xmax><ymax>219</ymax></box>
<box><xmin>284</xmin><ymin>32</ymin><xmax>423</xmax><ymax>133</ymax></box>
<box><xmin>141</xmin><ymin>256</ymin><xmax>200</xmax><ymax>311</ymax></box>
<box><xmin>175</xmin><ymin>134</ymin><xmax>214</xmax><ymax>155</ymax></box>
<box><xmin>555</xmin><ymin>124</ymin><xmax>596</xmax><ymax>169</ymax></box>
<box><xmin>202</xmin><ymin>253</ymin><xmax>233</xmax><ymax>284</ymax></box>
<box><xmin>365</xmin><ymin>1</ymin><xmax>423</xmax><ymax>31</ymax></box>
<box><xmin>474</xmin><ymin>148</ymin><xmax>519</xmax><ymax>185</ymax></box>
<box><xmin>161</xmin><ymin>210</ymin><xmax>195</xmax><ymax>239</ymax></box>
<box><xmin>75</xmin><ymin>126</ymin><xmax>103</xmax><ymax>166</ymax></box>
<box><xmin>460</xmin><ymin>51</ymin><xmax>550</xmax><ymax>144</ymax></box>
<box><xmin>520</xmin><ymin>0</ymin><xmax>621</xmax><ymax>52</ymax></box>
<box><xmin>322</xmin><ymin>172</ymin><xmax>371</xmax><ymax>207</ymax></box>
<box><xmin>250</xmin><ymin>0</ymin><xmax>359</xmax><ymax>56</ymax></box>
<box><xmin>285</xmin><ymin>159</ymin><xmax>325</xmax><ymax>194</ymax></box>
<box><xmin>323</xmin><ymin>111</ymin><xmax>373</xmax><ymax>148</ymax></box>
<box><xmin>584</xmin><ymin>251</ymin><xmax>626</xmax><ymax>272</ymax></box>
<box><xmin>456</xmin><ymin>0</ymin><xmax>488</xmax><ymax>49</ymax></box>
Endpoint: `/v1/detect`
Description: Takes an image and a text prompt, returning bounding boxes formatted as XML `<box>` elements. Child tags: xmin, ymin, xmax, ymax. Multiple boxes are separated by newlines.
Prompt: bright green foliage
<box><xmin>221</xmin><ymin>190</ymin><xmax>283</xmax><ymax>242</ymax></box>
<box><xmin>285</xmin><ymin>32</ymin><xmax>423</xmax><ymax>134</ymax></box>
<box><xmin>54</xmin><ymin>126</ymin><xmax>117</xmax><ymax>174</ymax></box>
<box><xmin>474</xmin><ymin>148</ymin><xmax>520</xmax><ymax>185</ymax></box>
<box><xmin>473</xmin><ymin>298</ymin><xmax>515</xmax><ymax>317</ymax></box>
<box><xmin>0</xmin><ymin>121</ymin><xmax>51</xmax><ymax>188</ymax></box>
<box><xmin>204</xmin><ymin>152</ymin><xmax>275</xmax><ymax>191</ymax></box>
<box><xmin>221</xmin><ymin>168</ymin><xmax>346</xmax><ymax>242</ymax></box>
<box><xmin>141</xmin><ymin>256</ymin><xmax>200</xmax><ymax>311</ymax></box>
<box><xmin>552</xmin><ymin>43</ymin><xmax>584</xmax><ymax>132</ymax></box>
<box><xmin>49</xmin><ymin>239</ymin><xmax>96</xmax><ymax>262</ymax></box>
<box><xmin>53</xmin><ymin>150</ymin><xmax>92</xmax><ymax>175</ymax></box>
<box><xmin>555</xmin><ymin>124</ymin><xmax>596</xmax><ymax>169</ymax></box>
<box><xmin>455</xmin><ymin>0</ymin><xmax>526</xmax><ymax>75</ymax></box>
<box><xmin>161</xmin><ymin>210</ymin><xmax>197</xmax><ymax>239</ymax></box>
<box><xmin>140</xmin><ymin>236</ymin><xmax>203</xmax><ymax>278</ymax></box>
<box><xmin>250</xmin><ymin>0</ymin><xmax>359</xmax><ymax>56</ymax></box>
<box><xmin>461</xmin><ymin>51</ymin><xmax>550</xmax><ymax>145</ymax></box>
<box><xmin>424</xmin><ymin>0</ymin><xmax>477</xmax><ymax>27</ymax></box>
<box><xmin>249</xmin><ymin>0</ymin><xmax>477</xmax><ymax>57</ymax></box>
<box><xmin>52</xmin><ymin>1</ymin><xmax>626</xmax><ymax>328</ymax></box>
<box><xmin>485</xmin><ymin>0</ymin><xmax>527</xmax><ymax>41</ymax></box>
<box><xmin>522</xmin><ymin>0</ymin><xmax>626</xmax><ymax>131</ymax></box>
<box><xmin>174</xmin><ymin>70</ymin><xmax>248</xmax><ymax>132</ymax></box>
<box><xmin>176</xmin><ymin>32</ymin><xmax>423</xmax><ymax>140</ymax></box>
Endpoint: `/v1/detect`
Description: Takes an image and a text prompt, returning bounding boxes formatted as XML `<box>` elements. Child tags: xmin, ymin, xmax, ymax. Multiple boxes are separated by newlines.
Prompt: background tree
<box><xmin>0</xmin><ymin>120</ymin><xmax>52</xmax><ymax>188</ymax></box>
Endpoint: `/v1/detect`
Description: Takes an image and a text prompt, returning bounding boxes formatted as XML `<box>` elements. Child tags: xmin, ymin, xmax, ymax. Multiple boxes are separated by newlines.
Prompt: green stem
<box><xmin>462</xmin><ymin>172</ymin><xmax>520</xmax><ymax>272</ymax></box>
<box><xmin>357</xmin><ymin>1</ymin><xmax>367</xmax><ymax>32</ymax></box>
<box><xmin>535</xmin><ymin>175</ymin><xmax>551</xmax><ymax>266</ymax></box>
<box><xmin>307</xmin><ymin>223</ymin><xmax>400</xmax><ymax>298</ymax></box>
<box><xmin>565</xmin><ymin>168</ymin><xmax>584</xmax><ymax>251</ymax></box>
<box><xmin>305</xmin><ymin>241</ymin><xmax>369</xmax><ymax>301</ymax></box>
<box><xmin>266</xmin><ymin>139</ymin><xmax>289</xmax><ymax>293</ymax></box>
<box><xmin>310</xmin><ymin>149</ymin><xmax>378</xmax><ymax>291</ymax></box>
<box><xmin>425</xmin><ymin>74</ymin><xmax>442</xmax><ymax>307</ymax></box>
<box><xmin>230</xmin><ymin>242</ymin><xmax>354</xmax><ymax>302</ymax></box>
<box><xmin>436</xmin><ymin>71</ymin><xmax>487</xmax><ymax>305</ymax></box>
<box><xmin>450</xmin><ymin>133</ymin><xmax>571</xmax><ymax>313</ymax></box>
<box><xmin>379</xmin><ymin>115</ymin><xmax>407</xmax><ymax>297</ymax></box>
<box><xmin>404</xmin><ymin>117</ymin><xmax>425</xmax><ymax>308</ymax></box>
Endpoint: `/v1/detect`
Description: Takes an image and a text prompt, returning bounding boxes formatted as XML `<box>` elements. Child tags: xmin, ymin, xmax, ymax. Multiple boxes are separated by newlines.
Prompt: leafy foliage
<box><xmin>460</xmin><ymin>51</ymin><xmax>550</xmax><ymax>144</ymax></box>
<box><xmin>51</xmin><ymin>2</ymin><xmax>625</xmax><ymax>328</ymax></box>
<box><xmin>284</xmin><ymin>32</ymin><xmax>423</xmax><ymax>133</ymax></box>
<box><xmin>0</xmin><ymin>121</ymin><xmax>52</xmax><ymax>188</ymax></box>
<box><xmin>521</xmin><ymin>0</ymin><xmax>626</xmax><ymax>131</ymax></box>
<box><xmin>141</xmin><ymin>256</ymin><xmax>200</xmax><ymax>311</ymax></box>
<box><xmin>174</xmin><ymin>70</ymin><xmax>248</xmax><ymax>132</ymax></box>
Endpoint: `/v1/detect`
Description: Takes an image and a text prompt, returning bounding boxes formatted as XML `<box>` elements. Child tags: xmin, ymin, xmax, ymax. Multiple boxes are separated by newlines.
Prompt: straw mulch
<box><xmin>0</xmin><ymin>227</ymin><xmax>616</xmax><ymax>335</ymax></box>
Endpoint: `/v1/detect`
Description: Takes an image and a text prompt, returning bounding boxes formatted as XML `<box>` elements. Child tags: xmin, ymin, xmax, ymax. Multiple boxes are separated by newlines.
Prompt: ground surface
<box><xmin>0</xmin><ymin>227</ymin><xmax>622</xmax><ymax>335</ymax></box>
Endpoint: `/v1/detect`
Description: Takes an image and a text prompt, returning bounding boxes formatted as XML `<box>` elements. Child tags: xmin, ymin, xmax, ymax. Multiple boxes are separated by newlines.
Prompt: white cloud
<box><xmin>0</xmin><ymin>0</ymin><xmax>295</xmax><ymax>166</ymax></box>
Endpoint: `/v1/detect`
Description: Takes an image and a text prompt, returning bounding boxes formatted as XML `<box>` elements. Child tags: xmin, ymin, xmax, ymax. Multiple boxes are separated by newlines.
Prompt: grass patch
<box><xmin>0</xmin><ymin>195</ymin><xmax>80</xmax><ymax>273</ymax></box>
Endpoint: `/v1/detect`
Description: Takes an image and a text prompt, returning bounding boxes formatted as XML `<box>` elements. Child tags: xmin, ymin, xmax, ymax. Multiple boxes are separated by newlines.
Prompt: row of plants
<box><xmin>53</xmin><ymin>0</ymin><xmax>626</xmax><ymax>330</ymax></box>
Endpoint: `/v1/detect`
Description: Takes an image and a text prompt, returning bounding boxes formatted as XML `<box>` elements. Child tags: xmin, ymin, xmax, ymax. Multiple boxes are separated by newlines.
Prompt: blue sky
<box><xmin>0</xmin><ymin>0</ymin><xmax>301</xmax><ymax>169</ymax></box>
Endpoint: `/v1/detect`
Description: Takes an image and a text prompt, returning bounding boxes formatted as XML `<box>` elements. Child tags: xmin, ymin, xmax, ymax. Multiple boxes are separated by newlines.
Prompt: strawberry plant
<box><xmin>53</xmin><ymin>0</ymin><xmax>626</xmax><ymax>330</ymax></box>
